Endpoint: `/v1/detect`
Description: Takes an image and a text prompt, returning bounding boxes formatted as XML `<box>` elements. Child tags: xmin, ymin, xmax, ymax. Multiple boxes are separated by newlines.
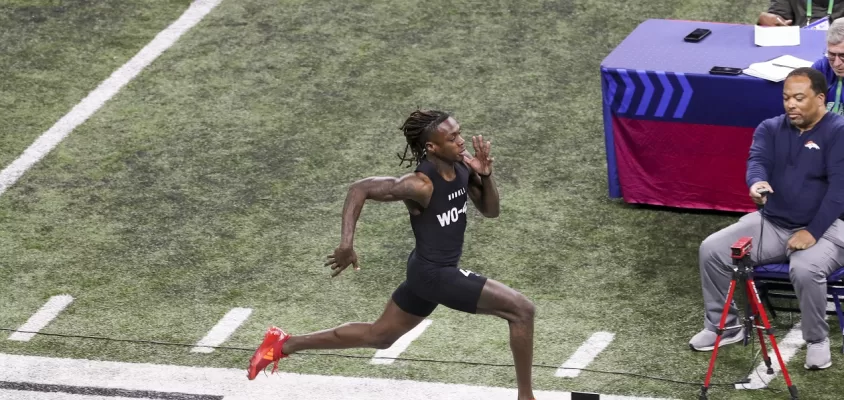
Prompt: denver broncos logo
<box><xmin>804</xmin><ymin>141</ymin><xmax>820</xmax><ymax>150</ymax></box>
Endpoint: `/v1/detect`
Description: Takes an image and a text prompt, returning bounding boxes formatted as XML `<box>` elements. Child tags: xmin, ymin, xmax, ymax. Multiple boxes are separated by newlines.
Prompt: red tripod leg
<box><xmin>746</xmin><ymin>277</ymin><xmax>799</xmax><ymax>399</ymax></box>
<box><xmin>747</xmin><ymin>280</ymin><xmax>774</xmax><ymax>374</ymax></box>
<box><xmin>755</xmin><ymin>323</ymin><xmax>774</xmax><ymax>373</ymax></box>
<box><xmin>701</xmin><ymin>278</ymin><xmax>739</xmax><ymax>399</ymax></box>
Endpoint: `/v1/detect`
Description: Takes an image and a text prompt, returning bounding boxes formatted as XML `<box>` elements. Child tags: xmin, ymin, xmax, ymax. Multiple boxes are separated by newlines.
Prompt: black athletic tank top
<box><xmin>410</xmin><ymin>160</ymin><xmax>470</xmax><ymax>265</ymax></box>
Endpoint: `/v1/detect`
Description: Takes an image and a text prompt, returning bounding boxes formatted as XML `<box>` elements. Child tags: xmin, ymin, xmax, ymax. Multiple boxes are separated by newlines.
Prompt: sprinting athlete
<box><xmin>247</xmin><ymin>109</ymin><xmax>537</xmax><ymax>400</ymax></box>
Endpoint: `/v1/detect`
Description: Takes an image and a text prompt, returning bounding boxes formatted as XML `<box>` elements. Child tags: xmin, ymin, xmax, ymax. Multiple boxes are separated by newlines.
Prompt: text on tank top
<box><xmin>409</xmin><ymin>160</ymin><xmax>470</xmax><ymax>265</ymax></box>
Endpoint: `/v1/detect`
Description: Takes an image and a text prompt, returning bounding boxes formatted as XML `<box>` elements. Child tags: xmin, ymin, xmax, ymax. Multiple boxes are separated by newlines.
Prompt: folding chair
<box><xmin>753</xmin><ymin>263</ymin><xmax>844</xmax><ymax>353</ymax></box>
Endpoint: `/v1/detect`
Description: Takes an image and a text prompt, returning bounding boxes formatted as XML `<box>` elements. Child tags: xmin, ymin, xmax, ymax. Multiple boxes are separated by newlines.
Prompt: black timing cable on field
<box><xmin>0</xmin><ymin>327</ymin><xmax>785</xmax><ymax>395</ymax></box>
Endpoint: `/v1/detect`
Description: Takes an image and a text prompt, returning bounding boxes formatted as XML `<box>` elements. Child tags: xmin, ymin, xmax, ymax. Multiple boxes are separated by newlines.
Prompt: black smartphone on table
<box><xmin>684</xmin><ymin>28</ymin><xmax>712</xmax><ymax>42</ymax></box>
<box><xmin>709</xmin><ymin>66</ymin><xmax>743</xmax><ymax>76</ymax></box>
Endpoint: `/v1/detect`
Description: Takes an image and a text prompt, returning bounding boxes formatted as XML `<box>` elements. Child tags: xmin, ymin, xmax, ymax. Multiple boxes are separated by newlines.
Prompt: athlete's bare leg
<box><xmin>476</xmin><ymin>279</ymin><xmax>536</xmax><ymax>400</ymax></box>
<box><xmin>282</xmin><ymin>299</ymin><xmax>425</xmax><ymax>354</ymax></box>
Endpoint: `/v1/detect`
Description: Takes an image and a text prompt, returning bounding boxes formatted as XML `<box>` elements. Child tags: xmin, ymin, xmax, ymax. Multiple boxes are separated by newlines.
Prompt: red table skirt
<box><xmin>612</xmin><ymin>116</ymin><xmax>757</xmax><ymax>213</ymax></box>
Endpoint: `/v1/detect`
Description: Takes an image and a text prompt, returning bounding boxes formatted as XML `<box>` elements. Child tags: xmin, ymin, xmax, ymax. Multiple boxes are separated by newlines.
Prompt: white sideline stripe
<box><xmin>735</xmin><ymin>322</ymin><xmax>804</xmax><ymax>390</ymax></box>
<box><xmin>191</xmin><ymin>308</ymin><xmax>252</xmax><ymax>353</ymax></box>
<box><xmin>0</xmin><ymin>0</ymin><xmax>223</xmax><ymax>197</ymax></box>
<box><xmin>7</xmin><ymin>295</ymin><xmax>74</xmax><ymax>342</ymax></box>
<box><xmin>0</xmin><ymin>392</ymin><xmax>136</xmax><ymax>400</ymax></box>
<box><xmin>0</xmin><ymin>392</ymin><xmax>137</xmax><ymax>400</ymax></box>
<box><xmin>0</xmin><ymin>353</ymin><xmax>675</xmax><ymax>400</ymax></box>
<box><xmin>555</xmin><ymin>332</ymin><xmax>615</xmax><ymax>378</ymax></box>
<box><xmin>370</xmin><ymin>319</ymin><xmax>432</xmax><ymax>365</ymax></box>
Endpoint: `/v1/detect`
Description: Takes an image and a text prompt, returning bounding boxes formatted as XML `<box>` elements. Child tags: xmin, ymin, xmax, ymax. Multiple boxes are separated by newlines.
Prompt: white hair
<box><xmin>828</xmin><ymin>18</ymin><xmax>844</xmax><ymax>45</ymax></box>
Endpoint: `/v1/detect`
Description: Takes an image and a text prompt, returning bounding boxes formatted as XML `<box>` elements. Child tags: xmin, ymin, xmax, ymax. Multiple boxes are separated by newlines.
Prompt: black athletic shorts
<box><xmin>391</xmin><ymin>249</ymin><xmax>488</xmax><ymax>317</ymax></box>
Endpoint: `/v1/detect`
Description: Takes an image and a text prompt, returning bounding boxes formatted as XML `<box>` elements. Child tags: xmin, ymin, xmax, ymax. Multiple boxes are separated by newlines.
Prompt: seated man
<box><xmin>812</xmin><ymin>18</ymin><xmax>844</xmax><ymax>114</ymax></box>
<box><xmin>759</xmin><ymin>0</ymin><xmax>844</xmax><ymax>28</ymax></box>
<box><xmin>689</xmin><ymin>68</ymin><xmax>844</xmax><ymax>370</ymax></box>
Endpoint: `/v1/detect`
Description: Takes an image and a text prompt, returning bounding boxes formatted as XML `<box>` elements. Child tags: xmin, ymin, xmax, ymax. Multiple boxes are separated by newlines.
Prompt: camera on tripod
<box><xmin>730</xmin><ymin>236</ymin><xmax>752</xmax><ymax>261</ymax></box>
<box><xmin>699</xmin><ymin>235</ymin><xmax>798</xmax><ymax>400</ymax></box>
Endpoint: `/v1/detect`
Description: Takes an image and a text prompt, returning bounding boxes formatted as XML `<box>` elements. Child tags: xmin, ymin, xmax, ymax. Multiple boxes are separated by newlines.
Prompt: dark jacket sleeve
<box><xmin>746</xmin><ymin>120</ymin><xmax>773</xmax><ymax>188</ymax></box>
<box><xmin>767</xmin><ymin>0</ymin><xmax>795</xmax><ymax>21</ymax></box>
<box><xmin>808</xmin><ymin>127</ymin><xmax>844</xmax><ymax>240</ymax></box>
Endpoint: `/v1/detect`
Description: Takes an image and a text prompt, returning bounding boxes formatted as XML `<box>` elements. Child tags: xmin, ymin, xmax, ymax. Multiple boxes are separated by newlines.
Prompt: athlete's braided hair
<box><xmin>397</xmin><ymin>109</ymin><xmax>451</xmax><ymax>167</ymax></box>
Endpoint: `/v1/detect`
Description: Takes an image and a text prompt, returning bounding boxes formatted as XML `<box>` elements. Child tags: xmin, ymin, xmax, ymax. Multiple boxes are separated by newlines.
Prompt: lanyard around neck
<box><xmin>807</xmin><ymin>0</ymin><xmax>835</xmax><ymax>19</ymax></box>
<box><xmin>835</xmin><ymin>77</ymin><xmax>842</xmax><ymax>113</ymax></box>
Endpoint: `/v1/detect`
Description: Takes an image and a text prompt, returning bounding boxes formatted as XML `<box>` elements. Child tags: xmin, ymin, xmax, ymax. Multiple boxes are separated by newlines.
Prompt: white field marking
<box><xmin>735</xmin><ymin>322</ymin><xmax>804</xmax><ymax>390</ymax></box>
<box><xmin>7</xmin><ymin>295</ymin><xmax>74</xmax><ymax>342</ymax></box>
<box><xmin>0</xmin><ymin>352</ymin><xmax>676</xmax><ymax>400</ymax></box>
<box><xmin>0</xmin><ymin>0</ymin><xmax>223</xmax><ymax>197</ymax></box>
<box><xmin>370</xmin><ymin>319</ymin><xmax>432</xmax><ymax>365</ymax></box>
<box><xmin>555</xmin><ymin>331</ymin><xmax>615</xmax><ymax>378</ymax></box>
<box><xmin>0</xmin><ymin>392</ymin><xmax>138</xmax><ymax>400</ymax></box>
<box><xmin>191</xmin><ymin>308</ymin><xmax>253</xmax><ymax>353</ymax></box>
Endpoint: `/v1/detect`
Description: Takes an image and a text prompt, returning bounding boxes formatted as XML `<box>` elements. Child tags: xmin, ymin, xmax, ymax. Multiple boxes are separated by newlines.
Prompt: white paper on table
<box><xmin>769</xmin><ymin>54</ymin><xmax>813</xmax><ymax>69</ymax></box>
<box><xmin>754</xmin><ymin>25</ymin><xmax>800</xmax><ymax>47</ymax></box>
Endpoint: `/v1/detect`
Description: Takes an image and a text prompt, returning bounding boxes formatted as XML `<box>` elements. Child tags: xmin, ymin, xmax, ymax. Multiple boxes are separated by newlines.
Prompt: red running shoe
<box><xmin>246</xmin><ymin>326</ymin><xmax>291</xmax><ymax>380</ymax></box>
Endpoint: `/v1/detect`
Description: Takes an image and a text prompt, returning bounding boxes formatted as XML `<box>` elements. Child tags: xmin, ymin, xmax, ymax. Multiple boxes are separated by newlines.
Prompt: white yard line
<box><xmin>191</xmin><ymin>308</ymin><xmax>252</xmax><ymax>353</ymax></box>
<box><xmin>370</xmin><ymin>319</ymin><xmax>432</xmax><ymax>365</ymax></box>
<box><xmin>735</xmin><ymin>323</ymin><xmax>804</xmax><ymax>390</ymax></box>
<box><xmin>7</xmin><ymin>295</ymin><xmax>74</xmax><ymax>342</ymax></box>
<box><xmin>0</xmin><ymin>0</ymin><xmax>223</xmax><ymax>197</ymax></box>
<box><xmin>555</xmin><ymin>332</ymin><xmax>615</xmax><ymax>378</ymax></box>
<box><xmin>0</xmin><ymin>352</ymin><xmax>674</xmax><ymax>400</ymax></box>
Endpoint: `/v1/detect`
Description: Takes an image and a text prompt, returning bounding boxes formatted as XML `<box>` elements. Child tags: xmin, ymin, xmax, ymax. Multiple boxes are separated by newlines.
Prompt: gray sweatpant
<box><xmin>699</xmin><ymin>211</ymin><xmax>844</xmax><ymax>343</ymax></box>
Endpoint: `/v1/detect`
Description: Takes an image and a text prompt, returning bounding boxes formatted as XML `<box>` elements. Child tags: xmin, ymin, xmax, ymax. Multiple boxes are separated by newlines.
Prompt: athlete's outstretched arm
<box><xmin>462</xmin><ymin>135</ymin><xmax>500</xmax><ymax>218</ymax></box>
<box><xmin>467</xmin><ymin>173</ymin><xmax>500</xmax><ymax>218</ymax></box>
<box><xmin>325</xmin><ymin>173</ymin><xmax>433</xmax><ymax>277</ymax></box>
